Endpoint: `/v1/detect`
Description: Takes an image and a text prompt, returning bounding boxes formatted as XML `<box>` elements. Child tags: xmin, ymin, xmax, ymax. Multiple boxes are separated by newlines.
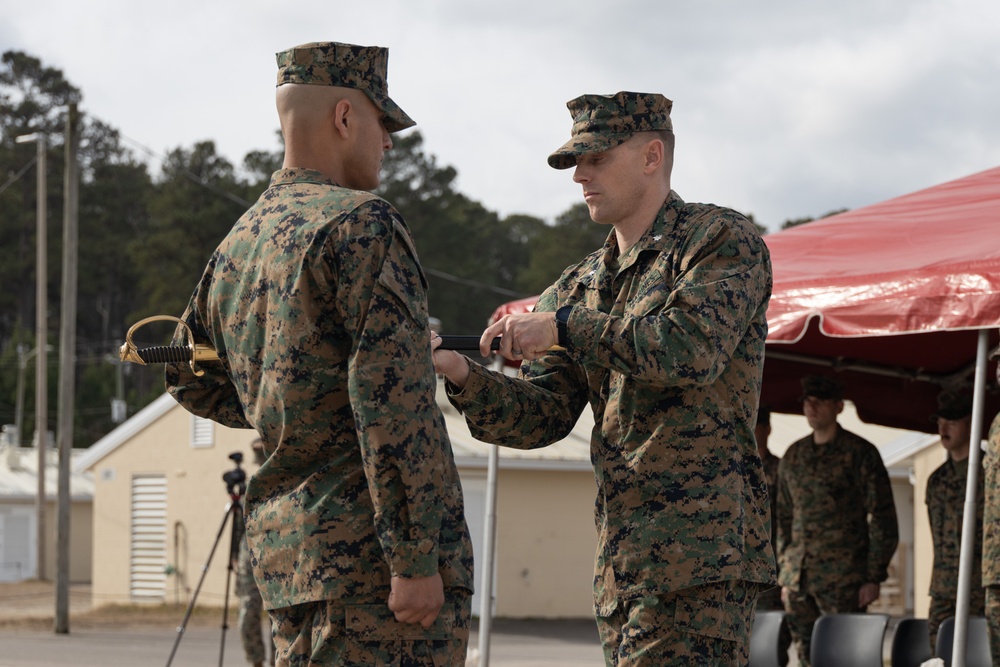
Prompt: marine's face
<box><xmin>938</xmin><ymin>416</ymin><xmax>972</xmax><ymax>454</ymax></box>
<box><xmin>802</xmin><ymin>395</ymin><xmax>842</xmax><ymax>431</ymax></box>
<box><xmin>571</xmin><ymin>140</ymin><xmax>645</xmax><ymax>226</ymax></box>
<box><xmin>342</xmin><ymin>95</ymin><xmax>392</xmax><ymax>191</ymax></box>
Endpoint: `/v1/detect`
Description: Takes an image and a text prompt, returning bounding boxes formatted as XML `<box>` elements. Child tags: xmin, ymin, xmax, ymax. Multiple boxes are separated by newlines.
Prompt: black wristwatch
<box><xmin>555</xmin><ymin>305</ymin><xmax>572</xmax><ymax>348</ymax></box>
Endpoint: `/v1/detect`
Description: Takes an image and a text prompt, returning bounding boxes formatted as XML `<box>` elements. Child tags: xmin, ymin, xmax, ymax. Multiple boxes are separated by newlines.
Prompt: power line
<box><xmin>0</xmin><ymin>156</ymin><xmax>37</xmax><ymax>197</ymax></box>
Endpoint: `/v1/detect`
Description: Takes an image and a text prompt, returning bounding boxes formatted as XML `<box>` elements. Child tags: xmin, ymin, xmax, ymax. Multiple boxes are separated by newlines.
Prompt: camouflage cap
<box><xmin>930</xmin><ymin>390</ymin><xmax>972</xmax><ymax>421</ymax></box>
<box><xmin>799</xmin><ymin>375</ymin><xmax>845</xmax><ymax>401</ymax></box>
<box><xmin>275</xmin><ymin>41</ymin><xmax>415</xmax><ymax>133</ymax></box>
<box><xmin>547</xmin><ymin>91</ymin><xmax>673</xmax><ymax>170</ymax></box>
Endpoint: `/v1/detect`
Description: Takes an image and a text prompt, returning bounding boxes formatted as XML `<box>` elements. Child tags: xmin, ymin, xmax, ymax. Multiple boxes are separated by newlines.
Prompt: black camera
<box><xmin>222</xmin><ymin>451</ymin><xmax>246</xmax><ymax>496</ymax></box>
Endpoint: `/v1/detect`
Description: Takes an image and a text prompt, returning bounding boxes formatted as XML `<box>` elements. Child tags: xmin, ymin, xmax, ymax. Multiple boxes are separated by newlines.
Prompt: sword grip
<box><xmin>437</xmin><ymin>336</ymin><xmax>502</xmax><ymax>352</ymax></box>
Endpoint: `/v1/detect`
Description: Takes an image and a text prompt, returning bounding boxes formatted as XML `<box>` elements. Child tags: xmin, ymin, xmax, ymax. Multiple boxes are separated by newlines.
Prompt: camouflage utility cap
<box><xmin>275</xmin><ymin>41</ymin><xmax>415</xmax><ymax>133</ymax></box>
<box><xmin>799</xmin><ymin>374</ymin><xmax>845</xmax><ymax>401</ymax></box>
<box><xmin>931</xmin><ymin>390</ymin><xmax>973</xmax><ymax>421</ymax></box>
<box><xmin>548</xmin><ymin>91</ymin><xmax>673</xmax><ymax>169</ymax></box>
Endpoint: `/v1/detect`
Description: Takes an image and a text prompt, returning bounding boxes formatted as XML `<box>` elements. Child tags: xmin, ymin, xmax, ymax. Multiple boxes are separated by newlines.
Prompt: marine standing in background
<box><xmin>433</xmin><ymin>91</ymin><xmax>775</xmax><ymax>667</ymax></box>
<box><xmin>777</xmin><ymin>375</ymin><xmax>898</xmax><ymax>666</ymax></box>
<box><xmin>166</xmin><ymin>42</ymin><xmax>473</xmax><ymax>666</ymax></box>
<box><xmin>925</xmin><ymin>390</ymin><xmax>985</xmax><ymax>652</ymax></box>
<box><xmin>236</xmin><ymin>438</ymin><xmax>275</xmax><ymax>667</ymax></box>
<box><xmin>755</xmin><ymin>406</ymin><xmax>791</xmax><ymax>667</ymax></box>
<box><xmin>982</xmin><ymin>356</ymin><xmax>1000</xmax><ymax>663</ymax></box>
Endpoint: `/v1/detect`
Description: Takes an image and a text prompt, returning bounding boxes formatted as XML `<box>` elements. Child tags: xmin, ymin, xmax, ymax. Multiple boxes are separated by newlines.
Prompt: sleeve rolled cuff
<box><xmin>389</xmin><ymin>538</ymin><xmax>439</xmax><ymax>578</ymax></box>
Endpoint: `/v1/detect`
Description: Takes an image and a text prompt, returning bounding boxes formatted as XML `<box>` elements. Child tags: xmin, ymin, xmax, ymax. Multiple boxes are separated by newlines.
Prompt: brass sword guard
<box><xmin>119</xmin><ymin>315</ymin><xmax>219</xmax><ymax>377</ymax></box>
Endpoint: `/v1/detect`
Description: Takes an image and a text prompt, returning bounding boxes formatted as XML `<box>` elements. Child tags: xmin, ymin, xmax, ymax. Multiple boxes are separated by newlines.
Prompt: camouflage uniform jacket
<box><xmin>166</xmin><ymin>168</ymin><xmax>474</xmax><ymax>609</ymax></box>
<box><xmin>926</xmin><ymin>455</ymin><xmax>984</xmax><ymax>602</ymax></box>
<box><xmin>983</xmin><ymin>413</ymin><xmax>1000</xmax><ymax>586</ymax></box>
<box><xmin>448</xmin><ymin>191</ymin><xmax>776</xmax><ymax>615</ymax></box>
<box><xmin>776</xmin><ymin>425</ymin><xmax>898</xmax><ymax>592</ymax></box>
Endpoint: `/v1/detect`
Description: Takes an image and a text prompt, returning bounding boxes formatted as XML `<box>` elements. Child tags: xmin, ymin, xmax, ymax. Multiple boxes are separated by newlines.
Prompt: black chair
<box><xmin>935</xmin><ymin>616</ymin><xmax>991</xmax><ymax>667</ymax></box>
<box><xmin>890</xmin><ymin>617</ymin><xmax>932</xmax><ymax>667</ymax></box>
<box><xmin>810</xmin><ymin>612</ymin><xmax>889</xmax><ymax>667</ymax></box>
<box><xmin>749</xmin><ymin>610</ymin><xmax>787</xmax><ymax>667</ymax></box>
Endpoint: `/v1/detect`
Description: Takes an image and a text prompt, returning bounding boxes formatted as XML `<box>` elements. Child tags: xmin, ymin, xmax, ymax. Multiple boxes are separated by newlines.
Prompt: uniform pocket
<box><xmin>344</xmin><ymin>602</ymin><xmax>454</xmax><ymax>640</ymax></box>
<box><xmin>673</xmin><ymin>594</ymin><xmax>742</xmax><ymax>642</ymax></box>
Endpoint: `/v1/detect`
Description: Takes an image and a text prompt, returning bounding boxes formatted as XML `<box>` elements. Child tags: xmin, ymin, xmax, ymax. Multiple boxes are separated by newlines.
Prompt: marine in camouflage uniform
<box><xmin>237</xmin><ymin>528</ymin><xmax>273</xmax><ymax>666</ymax></box>
<box><xmin>433</xmin><ymin>92</ymin><xmax>776</xmax><ymax>667</ymax></box>
<box><xmin>754</xmin><ymin>406</ymin><xmax>791</xmax><ymax>667</ymax></box>
<box><xmin>925</xmin><ymin>390</ymin><xmax>985</xmax><ymax>652</ymax></box>
<box><xmin>776</xmin><ymin>375</ymin><xmax>898</xmax><ymax>667</ymax></box>
<box><xmin>236</xmin><ymin>440</ymin><xmax>274</xmax><ymax>667</ymax></box>
<box><xmin>166</xmin><ymin>42</ymin><xmax>473</xmax><ymax>667</ymax></box>
<box><xmin>983</xmin><ymin>358</ymin><xmax>1000</xmax><ymax>663</ymax></box>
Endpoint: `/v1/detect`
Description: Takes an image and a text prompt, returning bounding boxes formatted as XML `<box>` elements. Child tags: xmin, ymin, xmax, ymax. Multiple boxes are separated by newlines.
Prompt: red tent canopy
<box><xmin>762</xmin><ymin>165</ymin><xmax>1000</xmax><ymax>433</ymax></box>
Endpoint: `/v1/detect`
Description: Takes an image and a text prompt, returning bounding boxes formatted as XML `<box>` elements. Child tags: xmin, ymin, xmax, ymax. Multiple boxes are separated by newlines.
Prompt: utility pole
<box><xmin>15</xmin><ymin>131</ymin><xmax>48</xmax><ymax>582</ymax></box>
<box><xmin>55</xmin><ymin>103</ymin><xmax>79</xmax><ymax>634</ymax></box>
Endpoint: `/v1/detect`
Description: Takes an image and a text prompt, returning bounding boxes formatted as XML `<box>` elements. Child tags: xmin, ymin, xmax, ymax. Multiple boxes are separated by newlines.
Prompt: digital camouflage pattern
<box><xmin>926</xmin><ymin>454</ymin><xmax>985</xmax><ymax>646</ymax></box>
<box><xmin>548</xmin><ymin>92</ymin><xmax>673</xmax><ymax>169</ymax></box>
<box><xmin>165</xmin><ymin>168</ymin><xmax>474</xmax><ymax>612</ymax></box>
<box><xmin>448</xmin><ymin>191</ymin><xmax>776</xmax><ymax>618</ymax></box>
<box><xmin>776</xmin><ymin>426</ymin><xmax>898</xmax><ymax>591</ymax></box>
<box><xmin>776</xmin><ymin>425</ymin><xmax>898</xmax><ymax>666</ymax></box>
<box><xmin>597</xmin><ymin>580</ymin><xmax>757</xmax><ymax>667</ymax></box>
<box><xmin>757</xmin><ymin>449</ymin><xmax>784</xmax><ymax>611</ymax></box>
<box><xmin>237</xmin><ymin>536</ymin><xmax>273</xmax><ymax>666</ymax></box>
<box><xmin>268</xmin><ymin>594</ymin><xmax>470</xmax><ymax>666</ymax></box>
<box><xmin>983</xmin><ymin>411</ymin><xmax>1000</xmax><ymax>661</ymax></box>
<box><xmin>275</xmin><ymin>42</ymin><xmax>414</xmax><ymax>133</ymax></box>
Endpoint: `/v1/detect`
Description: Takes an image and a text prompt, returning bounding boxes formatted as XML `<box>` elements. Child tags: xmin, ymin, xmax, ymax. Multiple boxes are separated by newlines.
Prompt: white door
<box><xmin>130</xmin><ymin>475</ymin><xmax>167</xmax><ymax>601</ymax></box>
<box><xmin>0</xmin><ymin>506</ymin><xmax>35</xmax><ymax>582</ymax></box>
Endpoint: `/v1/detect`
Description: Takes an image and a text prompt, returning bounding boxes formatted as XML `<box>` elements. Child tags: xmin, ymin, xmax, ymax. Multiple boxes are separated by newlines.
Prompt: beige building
<box><xmin>0</xmin><ymin>429</ymin><xmax>93</xmax><ymax>583</ymax></box>
<box><xmin>76</xmin><ymin>385</ymin><xmax>963</xmax><ymax>619</ymax></box>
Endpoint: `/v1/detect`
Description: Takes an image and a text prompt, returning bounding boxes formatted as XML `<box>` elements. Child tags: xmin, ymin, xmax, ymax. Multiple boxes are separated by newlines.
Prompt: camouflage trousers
<box><xmin>783</xmin><ymin>582</ymin><xmax>863</xmax><ymax>667</ymax></box>
<box><xmin>239</xmin><ymin>583</ymin><xmax>275</xmax><ymax>666</ymax></box>
<box><xmin>267</xmin><ymin>591</ymin><xmax>471</xmax><ymax>667</ymax></box>
<box><xmin>986</xmin><ymin>585</ymin><xmax>1000</xmax><ymax>665</ymax></box>
<box><xmin>928</xmin><ymin>590</ymin><xmax>986</xmax><ymax>654</ymax></box>
<box><xmin>596</xmin><ymin>579</ymin><xmax>759</xmax><ymax>667</ymax></box>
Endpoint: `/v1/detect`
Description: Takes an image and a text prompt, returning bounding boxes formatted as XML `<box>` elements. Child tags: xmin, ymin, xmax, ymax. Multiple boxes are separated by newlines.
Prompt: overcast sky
<box><xmin>5</xmin><ymin>0</ymin><xmax>999</xmax><ymax>232</ymax></box>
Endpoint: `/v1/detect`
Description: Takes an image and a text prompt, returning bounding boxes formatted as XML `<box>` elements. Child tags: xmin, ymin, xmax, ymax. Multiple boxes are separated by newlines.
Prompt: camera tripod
<box><xmin>165</xmin><ymin>451</ymin><xmax>247</xmax><ymax>667</ymax></box>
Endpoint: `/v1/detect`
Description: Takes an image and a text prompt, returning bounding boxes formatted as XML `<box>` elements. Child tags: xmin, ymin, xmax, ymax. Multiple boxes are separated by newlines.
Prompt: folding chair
<box><xmin>889</xmin><ymin>617</ymin><xmax>931</xmax><ymax>667</ymax></box>
<box><xmin>934</xmin><ymin>616</ymin><xmax>991</xmax><ymax>667</ymax></box>
<box><xmin>749</xmin><ymin>610</ymin><xmax>787</xmax><ymax>667</ymax></box>
<box><xmin>810</xmin><ymin>612</ymin><xmax>889</xmax><ymax>667</ymax></box>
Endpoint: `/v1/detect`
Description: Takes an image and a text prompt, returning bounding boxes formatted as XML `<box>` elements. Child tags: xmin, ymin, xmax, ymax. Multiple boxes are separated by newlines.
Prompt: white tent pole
<box><xmin>477</xmin><ymin>442</ymin><xmax>499</xmax><ymax>666</ymax></box>
<box><xmin>477</xmin><ymin>356</ymin><xmax>505</xmax><ymax>666</ymax></box>
<box><xmin>951</xmin><ymin>328</ymin><xmax>989</xmax><ymax>667</ymax></box>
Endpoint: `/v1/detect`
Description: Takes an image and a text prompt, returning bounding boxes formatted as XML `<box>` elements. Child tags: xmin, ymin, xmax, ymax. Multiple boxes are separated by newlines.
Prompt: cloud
<box><xmin>4</xmin><ymin>0</ymin><xmax>998</xmax><ymax>232</ymax></box>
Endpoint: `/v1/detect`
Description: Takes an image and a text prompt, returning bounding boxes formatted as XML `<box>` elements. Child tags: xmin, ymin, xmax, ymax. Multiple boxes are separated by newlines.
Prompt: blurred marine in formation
<box><xmin>925</xmin><ymin>390</ymin><xmax>984</xmax><ymax>652</ymax></box>
<box><xmin>776</xmin><ymin>375</ymin><xmax>899</xmax><ymax>666</ymax></box>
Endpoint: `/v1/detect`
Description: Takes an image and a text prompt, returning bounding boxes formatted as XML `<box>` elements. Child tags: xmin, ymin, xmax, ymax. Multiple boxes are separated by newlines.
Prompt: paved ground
<box><xmin>0</xmin><ymin>582</ymin><xmax>604</xmax><ymax>666</ymax></box>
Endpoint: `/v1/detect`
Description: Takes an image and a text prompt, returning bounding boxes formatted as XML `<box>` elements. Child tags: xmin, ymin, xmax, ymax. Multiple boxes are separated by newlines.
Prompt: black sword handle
<box><xmin>133</xmin><ymin>345</ymin><xmax>194</xmax><ymax>364</ymax></box>
<box><xmin>437</xmin><ymin>335</ymin><xmax>502</xmax><ymax>351</ymax></box>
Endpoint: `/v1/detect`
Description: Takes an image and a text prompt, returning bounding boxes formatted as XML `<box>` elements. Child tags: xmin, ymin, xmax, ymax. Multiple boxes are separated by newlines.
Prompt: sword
<box><xmin>118</xmin><ymin>315</ymin><xmax>219</xmax><ymax>377</ymax></box>
<box><xmin>119</xmin><ymin>315</ymin><xmax>503</xmax><ymax>376</ymax></box>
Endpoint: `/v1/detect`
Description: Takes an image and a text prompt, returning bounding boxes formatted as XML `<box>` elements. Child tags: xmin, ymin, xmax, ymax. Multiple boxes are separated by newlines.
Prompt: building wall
<box><xmin>491</xmin><ymin>467</ymin><xmax>597</xmax><ymax>618</ymax></box>
<box><xmin>0</xmin><ymin>497</ymin><xmax>91</xmax><ymax>583</ymax></box>
<box><xmin>89</xmin><ymin>406</ymin><xmax>259</xmax><ymax>607</ymax></box>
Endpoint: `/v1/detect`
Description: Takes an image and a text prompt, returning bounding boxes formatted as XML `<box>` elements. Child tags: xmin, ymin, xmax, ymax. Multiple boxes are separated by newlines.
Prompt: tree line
<box><xmin>0</xmin><ymin>49</ymin><xmax>838</xmax><ymax>451</ymax></box>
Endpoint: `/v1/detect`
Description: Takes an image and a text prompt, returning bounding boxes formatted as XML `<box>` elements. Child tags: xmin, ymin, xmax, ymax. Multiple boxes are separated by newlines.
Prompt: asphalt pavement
<box><xmin>0</xmin><ymin>618</ymin><xmax>605</xmax><ymax>667</ymax></box>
